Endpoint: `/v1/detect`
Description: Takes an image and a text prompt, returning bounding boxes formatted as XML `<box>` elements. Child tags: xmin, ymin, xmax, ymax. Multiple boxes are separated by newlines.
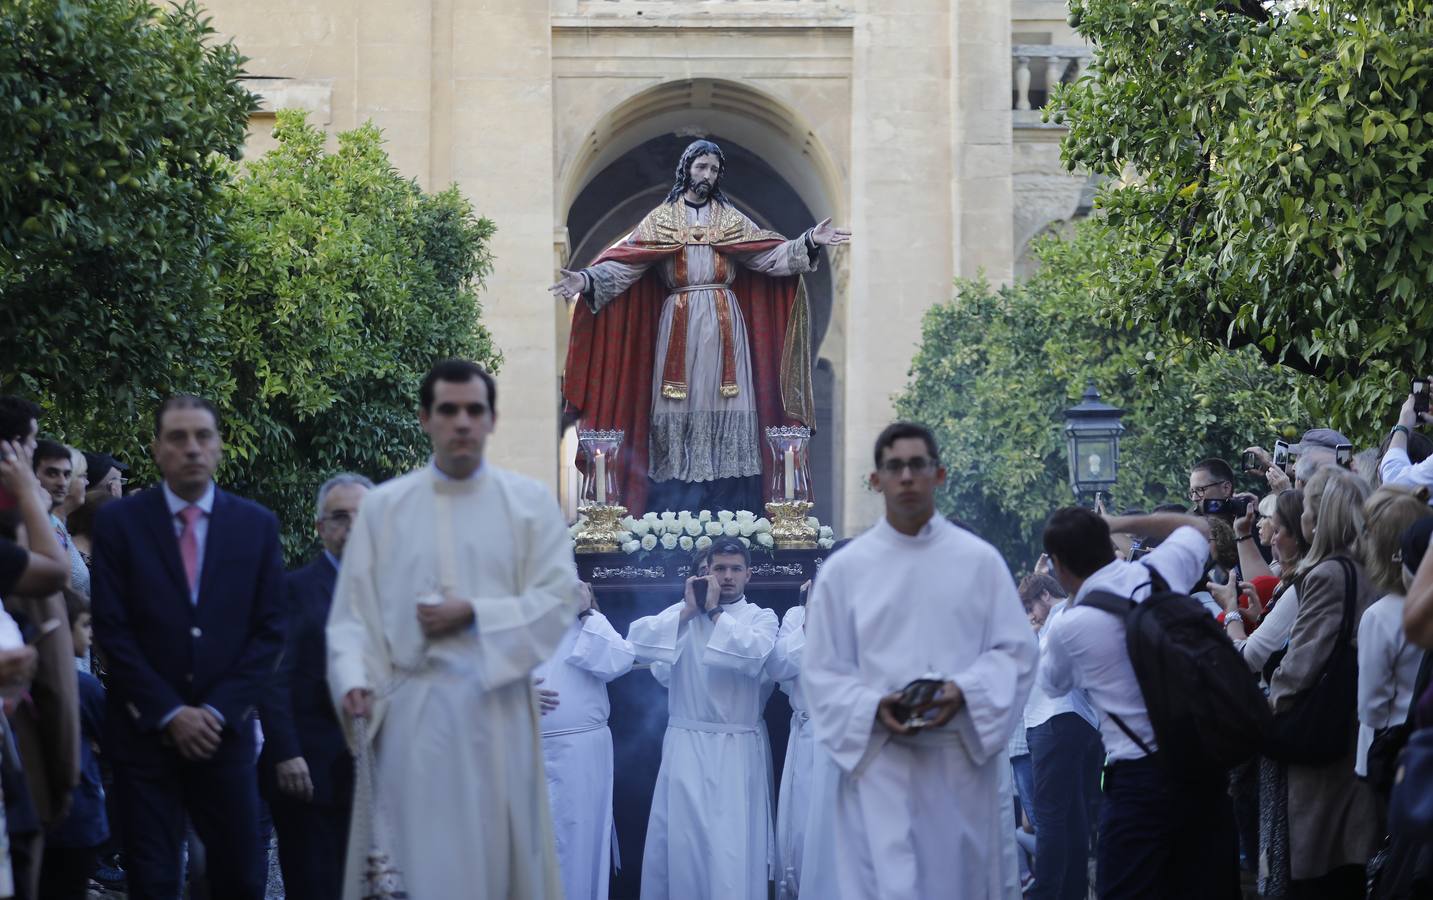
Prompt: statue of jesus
<box><xmin>553</xmin><ymin>139</ymin><xmax>851</xmax><ymax>515</ymax></box>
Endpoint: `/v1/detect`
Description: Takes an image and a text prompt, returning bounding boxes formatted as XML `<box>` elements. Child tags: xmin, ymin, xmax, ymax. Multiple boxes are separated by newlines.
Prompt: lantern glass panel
<box><xmin>764</xmin><ymin>426</ymin><xmax>812</xmax><ymax>503</ymax></box>
<box><xmin>577</xmin><ymin>429</ymin><xmax>625</xmax><ymax>507</ymax></box>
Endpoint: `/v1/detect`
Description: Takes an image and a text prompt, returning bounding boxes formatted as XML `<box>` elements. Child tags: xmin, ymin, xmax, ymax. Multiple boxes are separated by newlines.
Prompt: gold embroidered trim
<box><xmin>631</xmin><ymin>201</ymin><xmax>784</xmax><ymax>248</ymax></box>
<box><xmin>662</xmin><ymin>382</ymin><xmax>688</xmax><ymax>400</ymax></box>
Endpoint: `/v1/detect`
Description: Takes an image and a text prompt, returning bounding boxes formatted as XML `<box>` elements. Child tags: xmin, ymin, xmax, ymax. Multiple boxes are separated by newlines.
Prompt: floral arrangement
<box><xmin>569</xmin><ymin>509</ymin><xmax>836</xmax><ymax>554</ymax></box>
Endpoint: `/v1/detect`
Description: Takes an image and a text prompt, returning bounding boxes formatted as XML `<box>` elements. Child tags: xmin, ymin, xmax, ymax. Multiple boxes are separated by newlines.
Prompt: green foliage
<box><xmin>1054</xmin><ymin>0</ymin><xmax>1433</xmax><ymax>444</ymax></box>
<box><xmin>0</xmin><ymin>0</ymin><xmax>255</xmax><ymax>457</ymax></box>
<box><xmin>0</xmin><ymin>0</ymin><xmax>500</xmax><ymax>562</ymax></box>
<box><xmin>895</xmin><ymin>221</ymin><xmax>1316</xmax><ymax>569</ymax></box>
<box><xmin>214</xmin><ymin>111</ymin><xmax>499</xmax><ymax>559</ymax></box>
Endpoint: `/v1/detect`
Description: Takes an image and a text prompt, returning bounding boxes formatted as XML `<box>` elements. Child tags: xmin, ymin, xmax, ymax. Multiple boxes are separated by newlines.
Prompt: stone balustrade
<box><xmin>1012</xmin><ymin>44</ymin><xmax>1092</xmax><ymax>125</ymax></box>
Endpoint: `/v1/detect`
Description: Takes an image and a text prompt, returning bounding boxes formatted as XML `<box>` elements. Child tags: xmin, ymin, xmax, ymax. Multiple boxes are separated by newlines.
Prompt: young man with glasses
<box><xmin>1187</xmin><ymin>458</ymin><xmax>1235</xmax><ymax>504</ymax></box>
<box><xmin>801</xmin><ymin>422</ymin><xmax>1037</xmax><ymax>899</ymax></box>
<box><xmin>258</xmin><ymin>473</ymin><xmax>372</xmax><ymax>900</ymax></box>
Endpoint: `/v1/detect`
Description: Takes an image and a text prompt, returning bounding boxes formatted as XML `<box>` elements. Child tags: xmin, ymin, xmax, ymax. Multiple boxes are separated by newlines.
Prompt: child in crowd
<box><xmin>37</xmin><ymin>590</ymin><xmax>108</xmax><ymax>900</ymax></box>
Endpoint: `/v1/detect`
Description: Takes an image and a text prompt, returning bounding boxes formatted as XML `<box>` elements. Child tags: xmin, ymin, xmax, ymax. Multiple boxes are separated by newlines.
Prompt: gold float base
<box><xmin>765</xmin><ymin>499</ymin><xmax>817</xmax><ymax>550</ymax></box>
<box><xmin>575</xmin><ymin>504</ymin><xmax>628</xmax><ymax>554</ymax></box>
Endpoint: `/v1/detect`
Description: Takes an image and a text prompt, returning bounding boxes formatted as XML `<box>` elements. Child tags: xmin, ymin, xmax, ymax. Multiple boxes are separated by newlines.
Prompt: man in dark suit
<box><xmin>90</xmin><ymin>395</ymin><xmax>284</xmax><ymax>900</ymax></box>
<box><xmin>259</xmin><ymin>472</ymin><xmax>372</xmax><ymax>900</ymax></box>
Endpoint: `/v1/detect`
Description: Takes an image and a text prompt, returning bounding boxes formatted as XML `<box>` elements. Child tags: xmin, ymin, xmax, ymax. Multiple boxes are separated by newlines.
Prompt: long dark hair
<box><xmin>664</xmin><ymin>139</ymin><xmax>730</xmax><ymax>204</ymax></box>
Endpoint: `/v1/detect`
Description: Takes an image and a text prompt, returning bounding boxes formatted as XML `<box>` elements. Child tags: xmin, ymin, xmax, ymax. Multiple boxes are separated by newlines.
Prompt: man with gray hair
<box><xmin>259</xmin><ymin>472</ymin><xmax>373</xmax><ymax>900</ymax></box>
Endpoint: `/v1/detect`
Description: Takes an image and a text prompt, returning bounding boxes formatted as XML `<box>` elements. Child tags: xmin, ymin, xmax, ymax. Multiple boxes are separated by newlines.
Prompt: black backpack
<box><xmin>1082</xmin><ymin>565</ymin><xmax>1273</xmax><ymax>775</ymax></box>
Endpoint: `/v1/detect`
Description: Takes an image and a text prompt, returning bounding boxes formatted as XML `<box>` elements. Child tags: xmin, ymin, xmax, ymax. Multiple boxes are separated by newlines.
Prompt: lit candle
<box><xmin>783</xmin><ymin>446</ymin><xmax>796</xmax><ymax>500</ymax></box>
<box><xmin>594</xmin><ymin>450</ymin><xmax>607</xmax><ymax>504</ymax></box>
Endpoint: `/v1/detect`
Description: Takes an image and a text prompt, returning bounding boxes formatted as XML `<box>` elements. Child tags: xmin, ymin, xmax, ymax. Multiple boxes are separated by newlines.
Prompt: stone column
<box><xmin>449</xmin><ymin>0</ymin><xmax>558</xmax><ymax>485</ymax></box>
<box><xmin>843</xmin><ymin>0</ymin><xmax>957</xmax><ymax>533</ymax></box>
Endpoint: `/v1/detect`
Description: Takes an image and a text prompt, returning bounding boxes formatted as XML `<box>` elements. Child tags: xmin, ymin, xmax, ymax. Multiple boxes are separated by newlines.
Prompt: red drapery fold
<box><xmin>562</xmin><ymin>239</ymin><xmax>809</xmax><ymax>515</ymax></box>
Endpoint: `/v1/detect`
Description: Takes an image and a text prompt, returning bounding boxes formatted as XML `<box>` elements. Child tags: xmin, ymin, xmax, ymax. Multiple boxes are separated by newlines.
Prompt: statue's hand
<box><xmin>810</xmin><ymin>217</ymin><xmax>852</xmax><ymax>247</ymax></box>
<box><xmin>549</xmin><ymin>268</ymin><xmax>585</xmax><ymax>299</ymax></box>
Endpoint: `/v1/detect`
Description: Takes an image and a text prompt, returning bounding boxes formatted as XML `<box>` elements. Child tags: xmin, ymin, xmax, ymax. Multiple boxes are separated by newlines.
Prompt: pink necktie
<box><xmin>178</xmin><ymin>505</ymin><xmax>202</xmax><ymax>596</ymax></box>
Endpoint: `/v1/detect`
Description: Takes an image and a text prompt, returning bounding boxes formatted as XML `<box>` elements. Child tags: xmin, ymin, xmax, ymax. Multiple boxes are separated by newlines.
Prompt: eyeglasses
<box><xmin>880</xmin><ymin>457</ymin><xmax>936</xmax><ymax>476</ymax></box>
<box><xmin>320</xmin><ymin>511</ymin><xmax>355</xmax><ymax>526</ymax></box>
<box><xmin>1189</xmin><ymin>480</ymin><xmax>1231</xmax><ymax>500</ymax></box>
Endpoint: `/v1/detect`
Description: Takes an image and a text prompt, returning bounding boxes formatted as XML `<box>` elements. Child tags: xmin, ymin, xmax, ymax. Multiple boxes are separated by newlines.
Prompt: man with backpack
<box><xmin>1039</xmin><ymin>506</ymin><xmax>1243</xmax><ymax>900</ymax></box>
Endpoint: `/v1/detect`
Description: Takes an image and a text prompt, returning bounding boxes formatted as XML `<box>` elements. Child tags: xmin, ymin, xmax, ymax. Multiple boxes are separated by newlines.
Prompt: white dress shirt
<box><xmin>1024</xmin><ymin>599</ymin><xmax>1099</xmax><ymax>732</ymax></box>
<box><xmin>161</xmin><ymin>480</ymin><xmax>215</xmax><ymax>604</ymax></box>
<box><xmin>1038</xmin><ymin>526</ymin><xmax>1209</xmax><ymax>762</ymax></box>
<box><xmin>1379</xmin><ymin>446</ymin><xmax>1433</xmax><ymax>494</ymax></box>
<box><xmin>1355</xmin><ymin>593</ymin><xmax>1425</xmax><ymax>776</ymax></box>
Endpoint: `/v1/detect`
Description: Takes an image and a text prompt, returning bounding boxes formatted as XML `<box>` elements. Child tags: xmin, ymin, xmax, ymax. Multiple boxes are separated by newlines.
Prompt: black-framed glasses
<box><xmin>1189</xmin><ymin>480</ymin><xmax>1231</xmax><ymax>500</ymax></box>
<box><xmin>880</xmin><ymin>457</ymin><xmax>935</xmax><ymax>476</ymax></box>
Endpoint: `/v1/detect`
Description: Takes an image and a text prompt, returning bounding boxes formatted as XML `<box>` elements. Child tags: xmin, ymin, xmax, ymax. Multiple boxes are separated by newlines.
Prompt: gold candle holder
<box><xmin>575</xmin><ymin>504</ymin><xmax>629</xmax><ymax>554</ymax></box>
<box><xmin>765</xmin><ymin>499</ymin><xmax>817</xmax><ymax>550</ymax></box>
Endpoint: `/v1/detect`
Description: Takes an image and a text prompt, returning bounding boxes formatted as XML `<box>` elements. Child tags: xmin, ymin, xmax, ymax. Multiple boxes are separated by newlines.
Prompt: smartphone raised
<box><xmin>1272</xmin><ymin>439</ymin><xmax>1290</xmax><ymax>471</ymax></box>
<box><xmin>1335</xmin><ymin>443</ymin><xmax>1353</xmax><ymax>468</ymax></box>
<box><xmin>1415</xmin><ymin>378</ymin><xmax>1430</xmax><ymax>416</ymax></box>
<box><xmin>691</xmin><ymin>578</ymin><xmax>709</xmax><ymax>607</ymax></box>
<box><xmin>1241</xmin><ymin>450</ymin><xmax>1263</xmax><ymax>474</ymax></box>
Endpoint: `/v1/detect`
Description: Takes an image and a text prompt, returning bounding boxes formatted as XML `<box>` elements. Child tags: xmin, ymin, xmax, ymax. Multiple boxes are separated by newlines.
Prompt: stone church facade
<box><xmin>207</xmin><ymin>0</ymin><xmax>1089</xmax><ymax>532</ymax></box>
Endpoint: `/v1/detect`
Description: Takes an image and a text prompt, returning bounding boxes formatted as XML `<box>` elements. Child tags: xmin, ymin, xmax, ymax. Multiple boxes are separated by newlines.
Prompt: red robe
<box><xmin>562</xmin><ymin>201</ymin><xmax>815</xmax><ymax>515</ymax></box>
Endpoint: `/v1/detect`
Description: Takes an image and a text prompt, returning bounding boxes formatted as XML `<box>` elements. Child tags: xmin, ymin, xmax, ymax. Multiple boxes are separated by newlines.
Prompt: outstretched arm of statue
<box><xmin>809</xmin><ymin>217</ymin><xmax>852</xmax><ymax>247</ymax></box>
<box><xmin>548</xmin><ymin>268</ymin><xmax>588</xmax><ymax>300</ymax></box>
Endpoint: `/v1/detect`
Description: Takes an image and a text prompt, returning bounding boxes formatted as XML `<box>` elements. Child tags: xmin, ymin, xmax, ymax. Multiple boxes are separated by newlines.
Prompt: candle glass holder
<box><xmin>764</xmin><ymin>426</ymin><xmax>812</xmax><ymax>503</ymax></box>
<box><xmin>576</xmin><ymin>429</ymin><xmax>627</xmax><ymax>553</ymax></box>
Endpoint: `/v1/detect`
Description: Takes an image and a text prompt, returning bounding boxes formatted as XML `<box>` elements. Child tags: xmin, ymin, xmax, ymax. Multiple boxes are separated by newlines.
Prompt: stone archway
<box><xmin>557</xmin><ymin>78</ymin><xmax>846</xmax><ymax>524</ymax></box>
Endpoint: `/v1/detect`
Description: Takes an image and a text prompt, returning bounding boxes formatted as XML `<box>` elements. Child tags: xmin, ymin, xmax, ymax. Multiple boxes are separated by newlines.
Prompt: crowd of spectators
<box><xmin>1009</xmin><ymin>404</ymin><xmax>1433</xmax><ymax>899</ymax></box>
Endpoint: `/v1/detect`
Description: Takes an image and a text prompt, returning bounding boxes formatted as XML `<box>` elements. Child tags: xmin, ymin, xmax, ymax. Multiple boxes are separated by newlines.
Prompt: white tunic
<box><xmin>534</xmin><ymin>613</ymin><xmax>635</xmax><ymax>900</ymax></box>
<box><xmin>627</xmin><ymin>596</ymin><xmax>780</xmax><ymax>900</ymax></box>
<box><xmin>768</xmin><ymin>604</ymin><xmax>813</xmax><ymax>900</ymax></box>
<box><xmin>326</xmin><ymin>464</ymin><xmax>578</xmax><ymax>900</ymax></box>
<box><xmin>802</xmin><ymin>517</ymin><xmax>1038</xmax><ymax>900</ymax></box>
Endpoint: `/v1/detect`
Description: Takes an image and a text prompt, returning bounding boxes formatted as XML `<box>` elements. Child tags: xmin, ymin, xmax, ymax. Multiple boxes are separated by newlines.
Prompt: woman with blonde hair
<box><xmin>1355</xmin><ymin>485</ymin><xmax>1431</xmax><ymax>787</ymax></box>
<box><xmin>1261</xmin><ymin>467</ymin><xmax>1380</xmax><ymax>898</ymax></box>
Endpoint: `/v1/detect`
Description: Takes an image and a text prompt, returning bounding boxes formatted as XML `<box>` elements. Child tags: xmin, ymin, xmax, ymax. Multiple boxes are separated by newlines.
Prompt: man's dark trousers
<box><xmin>1097</xmin><ymin>754</ymin><xmax>1240</xmax><ymax>900</ymax></box>
<box><xmin>1028</xmin><ymin>712</ymin><xmax>1102</xmax><ymax>900</ymax></box>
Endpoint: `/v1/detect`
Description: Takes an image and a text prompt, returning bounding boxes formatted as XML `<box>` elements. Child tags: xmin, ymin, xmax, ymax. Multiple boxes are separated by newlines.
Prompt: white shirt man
<box><xmin>534</xmin><ymin>584</ymin><xmax>635</xmax><ymax>900</ymax></box>
<box><xmin>627</xmin><ymin>538</ymin><xmax>779</xmax><ymax>900</ymax></box>
<box><xmin>327</xmin><ymin>362</ymin><xmax>576</xmax><ymax>900</ymax></box>
<box><xmin>802</xmin><ymin>425</ymin><xmax>1037</xmax><ymax>900</ymax></box>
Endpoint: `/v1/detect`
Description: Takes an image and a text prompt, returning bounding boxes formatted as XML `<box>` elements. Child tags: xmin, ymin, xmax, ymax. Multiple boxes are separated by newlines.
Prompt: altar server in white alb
<box><xmin>803</xmin><ymin>422</ymin><xmax>1038</xmax><ymax>900</ymax></box>
<box><xmin>326</xmin><ymin>360</ymin><xmax>577</xmax><ymax>900</ymax></box>
<box><xmin>628</xmin><ymin>536</ymin><xmax>779</xmax><ymax>900</ymax></box>
<box><xmin>534</xmin><ymin>582</ymin><xmax>635</xmax><ymax>900</ymax></box>
<box><xmin>767</xmin><ymin>581</ymin><xmax>815</xmax><ymax>900</ymax></box>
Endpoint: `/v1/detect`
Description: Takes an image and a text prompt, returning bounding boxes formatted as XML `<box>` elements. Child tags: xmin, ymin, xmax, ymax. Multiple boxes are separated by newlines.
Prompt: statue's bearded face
<box><xmin>686</xmin><ymin>153</ymin><xmax>722</xmax><ymax>201</ymax></box>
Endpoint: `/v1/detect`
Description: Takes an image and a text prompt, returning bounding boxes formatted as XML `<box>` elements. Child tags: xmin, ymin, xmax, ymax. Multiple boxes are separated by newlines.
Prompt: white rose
<box><xmin>630</xmin><ymin>520</ymin><xmax>651</xmax><ymax>537</ymax></box>
<box><xmin>735</xmin><ymin>510</ymin><xmax>756</xmax><ymax>524</ymax></box>
<box><xmin>641</xmin><ymin>534</ymin><xmax>658</xmax><ymax>551</ymax></box>
<box><xmin>679</xmin><ymin>536</ymin><xmax>694</xmax><ymax>551</ymax></box>
<box><xmin>818</xmin><ymin>537</ymin><xmax>835</xmax><ymax>549</ymax></box>
<box><xmin>705</xmin><ymin>521</ymin><xmax>723</xmax><ymax>537</ymax></box>
<box><xmin>718</xmin><ymin>510</ymin><xmax>735</xmax><ymax>523</ymax></box>
<box><xmin>660</xmin><ymin>511</ymin><xmax>679</xmax><ymax>524</ymax></box>
<box><xmin>819</xmin><ymin>525</ymin><xmax>834</xmax><ymax>539</ymax></box>
<box><xmin>723</xmin><ymin>521</ymin><xmax>741</xmax><ymax>537</ymax></box>
<box><xmin>739</xmin><ymin>536</ymin><xmax>752</xmax><ymax>548</ymax></box>
<box><xmin>805</xmin><ymin>517</ymin><xmax>820</xmax><ymax>530</ymax></box>
<box><xmin>684</xmin><ymin>520</ymin><xmax>703</xmax><ymax>537</ymax></box>
<box><xmin>642</xmin><ymin>511</ymin><xmax>659</xmax><ymax>523</ymax></box>
<box><xmin>695</xmin><ymin>535</ymin><xmax>713</xmax><ymax>550</ymax></box>
<box><xmin>660</xmin><ymin>533</ymin><xmax>679</xmax><ymax>550</ymax></box>
<box><xmin>739</xmin><ymin>522</ymin><xmax>756</xmax><ymax>537</ymax></box>
<box><xmin>698</xmin><ymin>510</ymin><xmax>713</xmax><ymax>522</ymax></box>
<box><xmin>622</xmin><ymin>540</ymin><xmax>641</xmax><ymax>554</ymax></box>
<box><xmin>677</xmin><ymin>509</ymin><xmax>693</xmax><ymax>522</ymax></box>
<box><xmin>755</xmin><ymin>517</ymin><xmax>772</xmax><ymax>533</ymax></box>
<box><xmin>756</xmin><ymin>532</ymin><xmax>775</xmax><ymax>548</ymax></box>
<box><xmin>621</xmin><ymin>515</ymin><xmax>638</xmax><ymax>531</ymax></box>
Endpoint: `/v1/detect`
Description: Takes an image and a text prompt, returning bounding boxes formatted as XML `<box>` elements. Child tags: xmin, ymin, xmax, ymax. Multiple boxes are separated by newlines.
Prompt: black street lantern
<box><xmin>1063</xmin><ymin>382</ymin><xmax>1126</xmax><ymax>503</ymax></box>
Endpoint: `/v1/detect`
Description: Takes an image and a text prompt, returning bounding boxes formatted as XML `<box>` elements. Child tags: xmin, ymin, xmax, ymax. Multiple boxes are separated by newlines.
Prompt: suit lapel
<box><xmin>142</xmin><ymin>487</ymin><xmax>191</xmax><ymax>599</ymax></box>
